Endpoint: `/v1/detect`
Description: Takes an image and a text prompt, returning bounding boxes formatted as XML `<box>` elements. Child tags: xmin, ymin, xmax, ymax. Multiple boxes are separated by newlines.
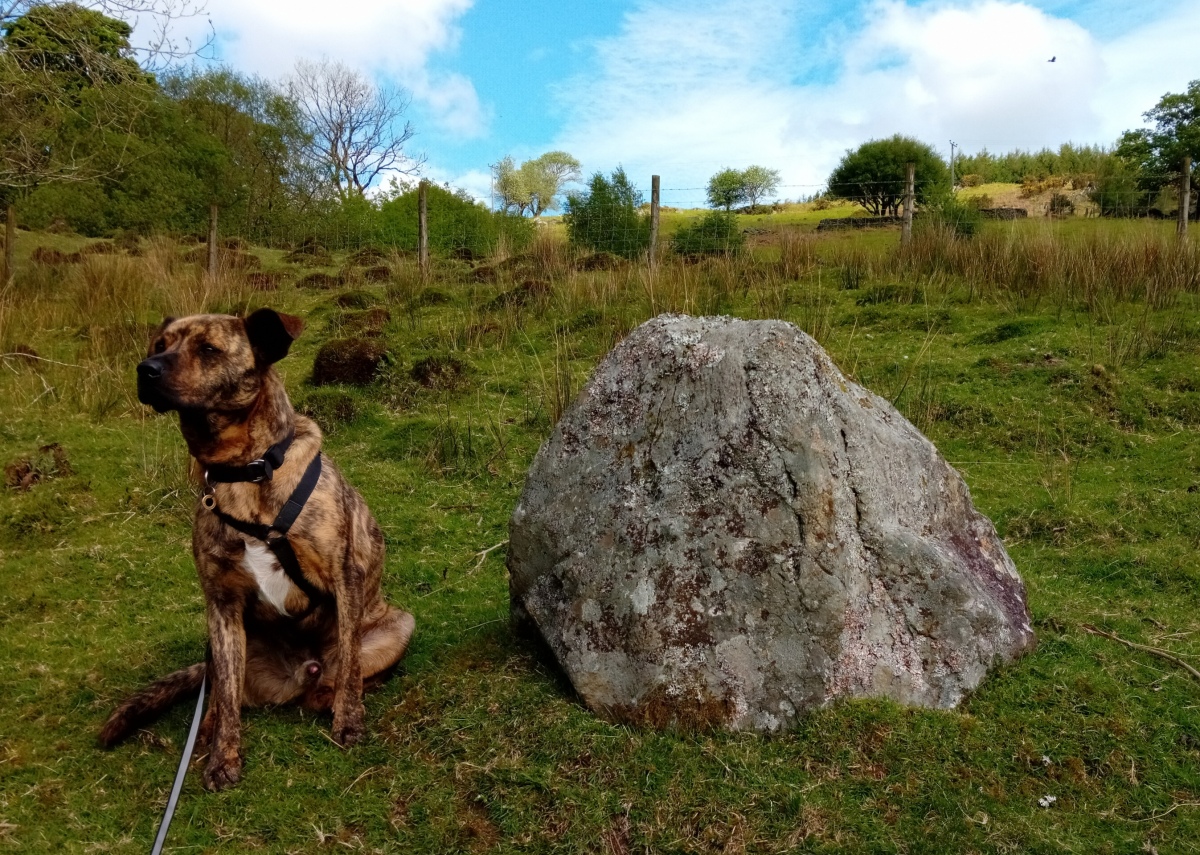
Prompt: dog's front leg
<box><xmin>331</xmin><ymin>559</ymin><xmax>365</xmax><ymax>746</ymax></box>
<box><xmin>202</xmin><ymin>586</ymin><xmax>247</xmax><ymax>791</ymax></box>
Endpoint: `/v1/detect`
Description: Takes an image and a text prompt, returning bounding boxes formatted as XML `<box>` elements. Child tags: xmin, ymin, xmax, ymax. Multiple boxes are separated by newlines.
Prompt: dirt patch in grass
<box><xmin>4</xmin><ymin>443</ymin><xmax>72</xmax><ymax>491</ymax></box>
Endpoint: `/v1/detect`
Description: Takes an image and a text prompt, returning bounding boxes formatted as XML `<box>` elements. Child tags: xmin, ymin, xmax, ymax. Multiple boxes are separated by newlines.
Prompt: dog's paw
<box><xmin>202</xmin><ymin>753</ymin><xmax>242</xmax><ymax>791</ymax></box>
<box><xmin>332</xmin><ymin>707</ymin><xmax>365</xmax><ymax>747</ymax></box>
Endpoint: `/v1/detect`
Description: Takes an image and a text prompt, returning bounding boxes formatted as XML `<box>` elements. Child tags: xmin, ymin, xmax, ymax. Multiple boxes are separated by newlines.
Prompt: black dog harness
<box><xmin>202</xmin><ymin>430</ymin><xmax>329</xmax><ymax>609</ymax></box>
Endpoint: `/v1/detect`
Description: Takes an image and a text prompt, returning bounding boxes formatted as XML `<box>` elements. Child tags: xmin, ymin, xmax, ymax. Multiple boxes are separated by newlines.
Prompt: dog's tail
<box><xmin>99</xmin><ymin>662</ymin><xmax>206</xmax><ymax>747</ymax></box>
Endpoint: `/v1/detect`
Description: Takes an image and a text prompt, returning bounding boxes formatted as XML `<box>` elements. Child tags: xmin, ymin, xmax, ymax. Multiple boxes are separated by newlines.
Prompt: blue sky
<box><xmin>178</xmin><ymin>0</ymin><xmax>1200</xmax><ymax>208</ymax></box>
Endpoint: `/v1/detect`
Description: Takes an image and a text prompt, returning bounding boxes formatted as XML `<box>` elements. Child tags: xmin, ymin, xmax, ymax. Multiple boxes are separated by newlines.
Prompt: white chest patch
<box><xmin>241</xmin><ymin>541</ymin><xmax>293</xmax><ymax>616</ymax></box>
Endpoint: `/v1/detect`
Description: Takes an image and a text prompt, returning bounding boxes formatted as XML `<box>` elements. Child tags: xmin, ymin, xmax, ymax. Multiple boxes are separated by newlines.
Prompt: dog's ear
<box><xmin>244</xmin><ymin>308</ymin><xmax>304</xmax><ymax>366</ymax></box>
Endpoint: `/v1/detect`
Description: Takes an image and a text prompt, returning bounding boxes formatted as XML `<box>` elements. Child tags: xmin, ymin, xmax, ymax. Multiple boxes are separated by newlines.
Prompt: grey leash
<box><xmin>150</xmin><ymin>672</ymin><xmax>207</xmax><ymax>855</ymax></box>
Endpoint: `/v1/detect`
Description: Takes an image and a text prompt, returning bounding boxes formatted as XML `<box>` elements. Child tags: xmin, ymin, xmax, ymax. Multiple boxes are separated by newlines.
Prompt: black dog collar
<box><xmin>205</xmin><ymin>429</ymin><xmax>295</xmax><ymax>484</ymax></box>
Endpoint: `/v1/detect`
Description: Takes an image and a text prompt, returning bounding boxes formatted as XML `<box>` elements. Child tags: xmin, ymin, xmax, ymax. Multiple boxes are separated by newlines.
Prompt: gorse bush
<box><xmin>563</xmin><ymin>167</ymin><xmax>650</xmax><ymax>259</ymax></box>
<box><xmin>671</xmin><ymin>211</ymin><xmax>744</xmax><ymax>257</ymax></box>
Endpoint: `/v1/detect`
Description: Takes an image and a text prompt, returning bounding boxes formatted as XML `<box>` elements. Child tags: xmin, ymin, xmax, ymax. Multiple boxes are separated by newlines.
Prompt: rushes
<box><xmin>895</xmin><ymin>223</ymin><xmax>1200</xmax><ymax>310</ymax></box>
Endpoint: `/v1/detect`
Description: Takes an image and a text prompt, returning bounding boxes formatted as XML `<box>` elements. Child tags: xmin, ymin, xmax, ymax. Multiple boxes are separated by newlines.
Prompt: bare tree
<box><xmin>287</xmin><ymin>58</ymin><xmax>423</xmax><ymax>199</ymax></box>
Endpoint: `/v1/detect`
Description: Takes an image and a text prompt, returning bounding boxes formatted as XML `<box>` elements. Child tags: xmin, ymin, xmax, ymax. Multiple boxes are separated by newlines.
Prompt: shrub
<box><xmin>922</xmin><ymin>190</ymin><xmax>983</xmax><ymax>238</ymax></box>
<box><xmin>1048</xmin><ymin>193</ymin><xmax>1076</xmax><ymax>218</ymax></box>
<box><xmin>959</xmin><ymin>174</ymin><xmax>985</xmax><ymax>188</ymax></box>
<box><xmin>563</xmin><ymin>168</ymin><xmax>651</xmax><ymax>259</ymax></box>
<box><xmin>1091</xmin><ymin>166</ymin><xmax>1146</xmax><ymax>217</ymax></box>
<box><xmin>671</xmin><ymin>212</ymin><xmax>745</xmax><ymax>257</ymax></box>
<box><xmin>377</xmin><ymin>184</ymin><xmax>534</xmax><ymax>260</ymax></box>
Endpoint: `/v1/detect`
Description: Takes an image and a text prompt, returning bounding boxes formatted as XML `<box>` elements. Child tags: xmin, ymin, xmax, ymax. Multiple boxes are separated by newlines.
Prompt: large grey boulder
<box><xmin>508</xmin><ymin>314</ymin><xmax>1035</xmax><ymax>732</ymax></box>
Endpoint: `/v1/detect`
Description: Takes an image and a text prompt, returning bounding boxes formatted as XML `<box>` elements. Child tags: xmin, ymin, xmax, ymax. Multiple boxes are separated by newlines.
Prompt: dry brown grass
<box><xmin>1</xmin><ymin>241</ymin><xmax>250</xmax><ymax>418</ymax></box>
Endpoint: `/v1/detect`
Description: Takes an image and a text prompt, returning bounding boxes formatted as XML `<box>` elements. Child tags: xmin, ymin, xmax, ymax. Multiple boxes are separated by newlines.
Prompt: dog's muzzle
<box><xmin>137</xmin><ymin>356</ymin><xmax>174</xmax><ymax>412</ymax></box>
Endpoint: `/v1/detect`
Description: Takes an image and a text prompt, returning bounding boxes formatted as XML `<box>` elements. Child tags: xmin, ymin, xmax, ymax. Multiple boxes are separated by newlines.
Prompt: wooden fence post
<box><xmin>1179</xmin><ymin>156</ymin><xmax>1192</xmax><ymax>241</ymax></box>
<box><xmin>3</xmin><ymin>203</ymin><xmax>14</xmax><ymax>285</ymax></box>
<box><xmin>418</xmin><ymin>180</ymin><xmax>429</xmax><ymax>281</ymax></box>
<box><xmin>901</xmin><ymin>162</ymin><xmax>915</xmax><ymax>246</ymax></box>
<box><xmin>207</xmin><ymin>204</ymin><xmax>219</xmax><ymax>279</ymax></box>
<box><xmin>649</xmin><ymin>174</ymin><xmax>660</xmax><ymax>265</ymax></box>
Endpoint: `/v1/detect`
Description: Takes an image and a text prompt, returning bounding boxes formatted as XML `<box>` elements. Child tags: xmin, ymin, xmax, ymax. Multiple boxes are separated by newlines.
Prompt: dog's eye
<box><xmin>199</xmin><ymin>342</ymin><xmax>221</xmax><ymax>356</ymax></box>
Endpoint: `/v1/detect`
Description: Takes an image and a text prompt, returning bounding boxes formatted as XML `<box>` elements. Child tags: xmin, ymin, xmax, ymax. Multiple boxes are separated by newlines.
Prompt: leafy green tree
<box><xmin>828</xmin><ymin>135</ymin><xmax>949</xmax><ymax>216</ymax></box>
<box><xmin>707</xmin><ymin>167</ymin><xmax>745</xmax><ymax>211</ymax></box>
<box><xmin>520</xmin><ymin>151</ymin><xmax>580</xmax><ymax>217</ymax></box>
<box><xmin>1115</xmin><ymin>80</ymin><xmax>1200</xmax><ymax>195</ymax></box>
<box><xmin>707</xmin><ymin>166</ymin><xmax>782</xmax><ymax>211</ymax></box>
<box><xmin>494</xmin><ymin>155</ymin><xmax>530</xmax><ymax>215</ymax></box>
<box><xmin>163</xmin><ymin>67</ymin><xmax>316</xmax><ymax>241</ymax></box>
<box><xmin>563</xmin><ymin>167</ymin><xmax>650</xmax><ymax>258</ymax></box>
<box><xmin>495</xmin><ymin>151</ymin><xmax>581</xmax><ymax>217</ymax></box>
<box><xmin>3</xmin><ymin>3</ymin><xmax>145</xmax><ymax>88</ymax></box>
<box><xmin>741</xmin><ymin>165</ymin><xmax>780</xmax><ymax>208</ymax></box>
<box><xmin>1</xmin><ymin>2</ymin><xmax>158</xmax><ymax>274</ymax></box>
<box><xmin>1090</xmin><ymin>158</ymin><xmax>1149</xmax><ymax>217</ymax></box>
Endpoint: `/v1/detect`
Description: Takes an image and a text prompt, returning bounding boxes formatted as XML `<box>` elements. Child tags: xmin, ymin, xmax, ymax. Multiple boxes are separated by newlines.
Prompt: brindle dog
<box><xmin>100</xmin><ymin>308</ymin><xmax>414</xmax><ymax>791</ymax></box>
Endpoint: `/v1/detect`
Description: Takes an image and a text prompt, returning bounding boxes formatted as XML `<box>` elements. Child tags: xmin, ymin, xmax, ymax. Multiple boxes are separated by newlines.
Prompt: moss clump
<box><xmin>299</xmin><ymin>272</ymin><xmax>342</xmax><ymax>290</ymax></box>
<box><xmin>411</xmin><ymin>354</ymin><xmax>470</xmax><ymax>390</ymax></box>
<box><xmin>333</xmin><ymin>289</ymin><xmax>379</xmax><ymax>309</ymax></box>
<box><xmin>296</xmin><ymin>388</ymin><xmax>363</xmax><ymax>431</ymax></box>
<box><xmin>341</xmin><ymin>307</ymin><xmax>391</xmax><ymax>338</ymax></box>
<box><xmin>311</xmin><ymin>338</ymin><xmax>389</xmax><ymax>386</ymax></box>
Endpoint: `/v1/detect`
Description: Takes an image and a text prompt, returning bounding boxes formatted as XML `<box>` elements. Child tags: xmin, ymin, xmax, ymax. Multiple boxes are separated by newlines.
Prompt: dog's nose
<box><xmin>137</xmin><ymin>359</ymin><xmax>163</xmax><ymax>381</ymax></box>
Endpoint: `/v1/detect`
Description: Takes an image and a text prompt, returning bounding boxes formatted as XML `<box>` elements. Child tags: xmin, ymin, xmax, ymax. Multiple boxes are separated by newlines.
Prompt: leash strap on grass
<box><xmin>150</xmin><ymin>671</ymin><xmax>207</xmax><ymax>855</ymax></box>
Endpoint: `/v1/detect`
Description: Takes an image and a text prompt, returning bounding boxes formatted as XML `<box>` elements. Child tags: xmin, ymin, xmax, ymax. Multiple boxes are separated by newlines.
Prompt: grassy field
<box><xmin>2</xmin><ymin>217</ymin><xmax>1200</xmax><ymax>853</ymax></box>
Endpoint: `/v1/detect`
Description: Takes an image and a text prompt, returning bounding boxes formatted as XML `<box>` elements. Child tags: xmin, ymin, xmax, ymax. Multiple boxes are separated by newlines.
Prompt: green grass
<box><xmin>2</xmin><ymin>225</ymin><xmax>1200</xmax><ymax>852</ymax></box>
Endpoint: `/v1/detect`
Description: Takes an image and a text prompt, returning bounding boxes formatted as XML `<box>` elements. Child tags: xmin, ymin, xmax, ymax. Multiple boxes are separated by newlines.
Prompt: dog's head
<box><xmin>137</xmin><ymin>309</ymin><xmax>304</xmax><ymax>414</ymax></box>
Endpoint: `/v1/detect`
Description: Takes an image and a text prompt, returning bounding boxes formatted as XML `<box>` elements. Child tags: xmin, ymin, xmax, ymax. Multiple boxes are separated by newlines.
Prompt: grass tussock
<box><xmin>3</xmin><ymin>220</ymin><xmax>1200</xmax><ymax>852</ymax></box>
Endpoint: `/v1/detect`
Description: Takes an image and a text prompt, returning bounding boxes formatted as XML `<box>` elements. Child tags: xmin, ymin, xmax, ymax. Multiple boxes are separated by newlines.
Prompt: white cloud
<box><xmin>823</xmin><ymin>1</ymin><xmax>1105</xmax><ymax>149</ymax></box>
<box><xmin>428</xmin><ymin>167</ymin><xmax>494</xmax><ymax>206</ymax></box>
<box><xmin>164</xmin><ymin>0</ymin><xmax>487</xmax><ymax>139</ymax></box>
<box><xmin>1098</xmin><ymin>4</ymin><xmax>1200</xmax><ymax>139</ymax></box>
<box><xmin>551</xmin><ymin>0</ymin><xmax>1190</xmax><ymax>202</ymax></box>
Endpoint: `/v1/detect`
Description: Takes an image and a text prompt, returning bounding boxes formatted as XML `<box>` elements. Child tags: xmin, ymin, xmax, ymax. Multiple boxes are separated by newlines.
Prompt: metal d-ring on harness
<box><xmin>151</xmin><ymin>432</ymin><xmax>326</xmax><ymax>853</ymax></box>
